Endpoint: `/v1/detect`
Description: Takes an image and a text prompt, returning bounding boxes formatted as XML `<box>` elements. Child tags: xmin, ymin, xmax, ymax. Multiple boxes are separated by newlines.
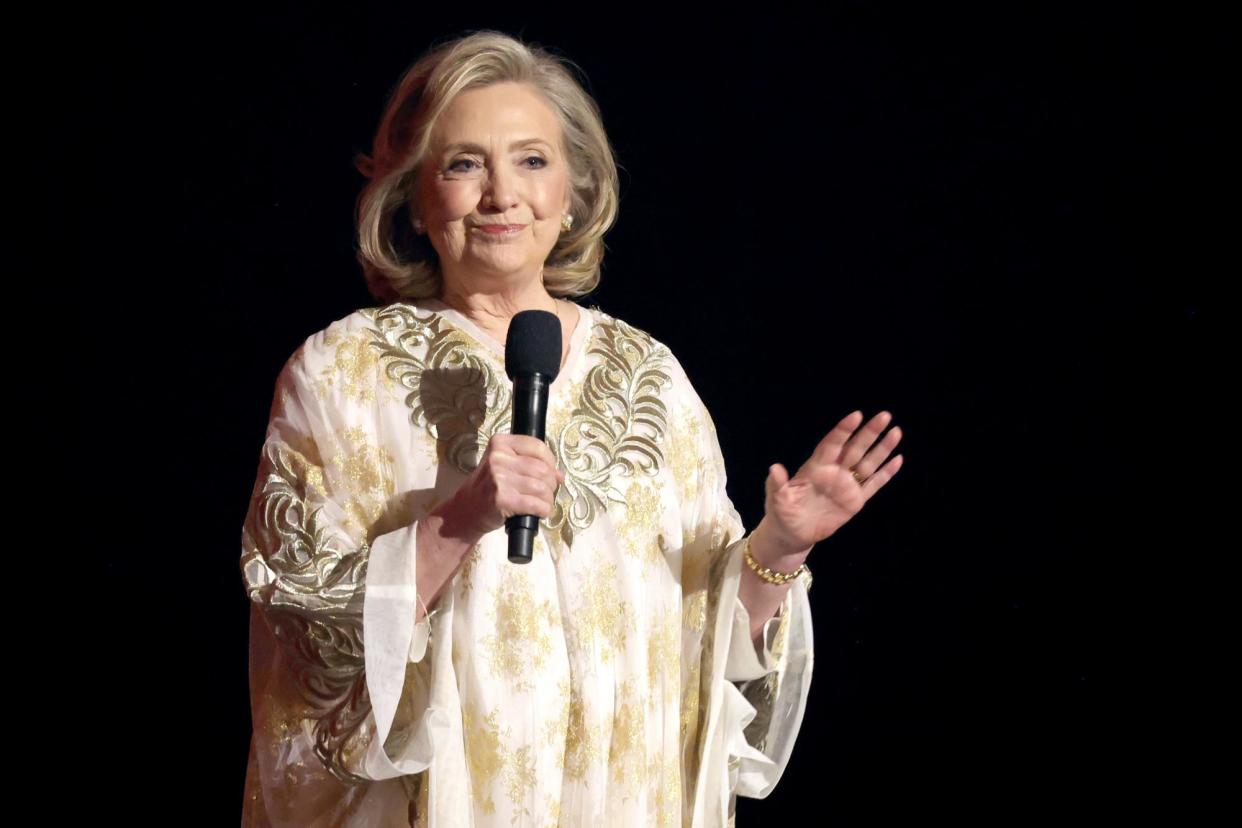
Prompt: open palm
<box><xmin>762</xmin><ymin>410</ymin><xmax>904</xmax><ymax>552</ymax></box>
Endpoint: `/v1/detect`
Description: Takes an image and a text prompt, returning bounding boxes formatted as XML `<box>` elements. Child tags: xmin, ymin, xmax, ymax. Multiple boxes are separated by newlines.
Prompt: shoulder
<box><xmin>278</xmin><ymin>305</ymin><xmax>389</xmax><ymax>396</ymax></box>
<box><xmin>582</xmin><ymin>304</ymin><xmax>692</xmax><ymax>384</ymax></box>
<box><xmin>580</xmin><ymin>304</ymin><xmax>716</xmax><ymax>434</ymax></box>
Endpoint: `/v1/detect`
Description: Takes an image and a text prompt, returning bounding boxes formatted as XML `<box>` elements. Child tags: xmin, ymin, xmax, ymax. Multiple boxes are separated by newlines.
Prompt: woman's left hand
<box><xmin>759</xmin><ymin>410</ymin><xmax>904</xmax><ymax>555</ymax></box>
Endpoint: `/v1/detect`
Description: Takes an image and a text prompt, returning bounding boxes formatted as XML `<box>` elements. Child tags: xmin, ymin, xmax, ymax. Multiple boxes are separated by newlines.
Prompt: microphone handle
<box><xmin>506</xmin><ymin>372</ymin><xmax>553</xmax><ymax>564</ymax></box>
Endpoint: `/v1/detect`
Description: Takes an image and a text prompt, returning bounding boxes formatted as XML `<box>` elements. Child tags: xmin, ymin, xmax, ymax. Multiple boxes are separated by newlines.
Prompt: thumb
<box><xmin>766</xmin><ymin>463</ymin><xmax>790</xmax><ymax>497</ymax></box>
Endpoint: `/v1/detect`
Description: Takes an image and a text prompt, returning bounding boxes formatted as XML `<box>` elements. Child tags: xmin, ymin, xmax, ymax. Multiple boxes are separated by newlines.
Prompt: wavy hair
<box><xmin>353</xmin><ymin>30</ymin><xmax>621</xmax><ymax>302</ymax></box>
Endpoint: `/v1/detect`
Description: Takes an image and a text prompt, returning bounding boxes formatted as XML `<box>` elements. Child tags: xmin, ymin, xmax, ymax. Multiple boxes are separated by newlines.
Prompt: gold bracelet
<box><xmin>744</xmin><ymin>535</ymin><xmax>807</xmax><ymax>585</ymax></box>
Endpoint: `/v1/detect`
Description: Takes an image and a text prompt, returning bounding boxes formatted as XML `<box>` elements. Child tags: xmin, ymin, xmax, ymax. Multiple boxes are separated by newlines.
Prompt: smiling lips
<box><xmin>477</xmin><ymin>224</ymin><xmax>525</xmax><ymax>233</ymax></box>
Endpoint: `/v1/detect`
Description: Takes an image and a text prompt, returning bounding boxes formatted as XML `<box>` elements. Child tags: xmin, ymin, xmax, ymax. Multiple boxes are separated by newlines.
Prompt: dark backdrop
<box><xmin>74</xmin><ymin>3</ymin><xmax>1220</xmax><ymax>823</ymax></box>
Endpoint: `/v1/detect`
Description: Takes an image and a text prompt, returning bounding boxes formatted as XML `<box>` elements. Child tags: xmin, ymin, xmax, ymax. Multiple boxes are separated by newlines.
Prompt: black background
<box><xmin>70</xmin><ymin>2</ymin><xmax>1222</xmax><ymax>823</ymax></box>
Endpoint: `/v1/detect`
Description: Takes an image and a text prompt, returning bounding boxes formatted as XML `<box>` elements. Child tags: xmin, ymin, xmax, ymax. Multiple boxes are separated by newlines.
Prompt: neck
<box><xmin>439</xmin><ymin>275</ymin><xmax>558</xmax><ymax>328</ymax></box>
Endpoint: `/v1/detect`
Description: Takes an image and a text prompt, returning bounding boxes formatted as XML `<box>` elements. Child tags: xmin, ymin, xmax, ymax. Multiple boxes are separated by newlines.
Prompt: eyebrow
<box><xmin>441</xmin><ymin>138</ymin><xmax>553</xmax><ymax>155</ymax></box>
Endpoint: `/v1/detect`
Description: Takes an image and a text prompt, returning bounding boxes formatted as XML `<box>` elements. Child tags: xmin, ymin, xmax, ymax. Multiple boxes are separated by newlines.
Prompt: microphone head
<box><xmin>505</xmin><ymin>309</ymin><xmax>562</xmax><ymax>381</ymax></box>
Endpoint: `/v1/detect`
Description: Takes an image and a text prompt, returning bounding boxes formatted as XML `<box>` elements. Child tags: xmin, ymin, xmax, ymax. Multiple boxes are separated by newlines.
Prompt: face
<box><xmin>415</xmin><ymin>81</ymin><xmax>572</xmax><ymax>290</ymax></box>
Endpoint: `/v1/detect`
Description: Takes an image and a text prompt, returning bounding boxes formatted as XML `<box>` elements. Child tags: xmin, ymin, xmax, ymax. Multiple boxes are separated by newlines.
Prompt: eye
<box><xmin>448</xmin><ymin>158</ymin><xmax>480</xmax><ymax>173</ymax></box>
<box><xmin>522</xmin><ymin>155</ymin><xmax>548</xmax><ymax>169</ymax></box>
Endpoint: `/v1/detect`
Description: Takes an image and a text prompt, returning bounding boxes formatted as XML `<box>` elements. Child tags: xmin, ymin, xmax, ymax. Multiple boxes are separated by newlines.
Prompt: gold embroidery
<box><xmin>561</xmin><ymin>678</ymin><xmax>604</xmax><ymax>780</ymax></box>
<box><xmin>647</xmin><ymin>607</ymin><xmax>681</xmax><ymax>705</ymax></box>
<box><xmin>543</xmin><ymin>309</ymin><xmax>673</xmax><ymax>547</ymax></box>
<box><xmin>568</xmin><ymin>560</ymin><xmax>633</xmax><ymax>663</ymax></box>
<box><xmin>608</xmin><ymin>678</ymin><xmax>646</xmax><ymax>788</ymax></box>
<box><xmin>682</xmin><ymin>537</ymin><xmax>739</xmax><ymax>804</ymax></box>
<box><xmin>461</xmin><ymin>705</ymin><xmax>505</xmax><ymax>815</ymax></box>
<box><xmin>618</xmin><ymin>477</ymin><xmax>666</xmax><ymax>570</ymax></box>
<box><xmin>542</xmin><ymin>793</ymin><xmax>561</xmax><ymax>828</ymax></box>
<box><xmin>503</xmin><ymin>745</ymin><xmax>537</xmax><ymax>826</ymax></box>
<box><xmin>482</xmin><ymin>568</ymin><xmax>557</xmax><ymax>692</ymax></box>
<box><xmin>664</xmin><ymin>397</ymin><xmax>704</xmax><ymax>505</ymax></box>
<box><xmin>463</xmin><ymin>699</ymin><xmax>566</xmax><ymax>823</ymax></box>
<box><xmin>369</xmin><ymin>304</ymin><xmax>512</xmax><ymax>475</ymax></box>
<box><xmin>679</xmin><ymin>653</ymin><xmax>702</xmax><ymax>765</ymax></box>
<box><xmin>240</xmin><ymin>437</ymin><xmax>372</xmax><ymax>784</ymax></box>
<box><xmin>312</xmin><ymin>326</ymin><xmax>383</xmax><ymax>404</ymax></box>
<box><xmin>367</xmin><ymin>304</ymin><xmax>674</xmax><ymax>549</ymax></box>
<box><xmin>323</xmin><ymin>424</ymin><xmax>396</xmax><ymax>539</ymax></box>
<box><xmin>646</xmin><ymin>745</ymin><xmax>681</xmax><ymax>827</ymax></box>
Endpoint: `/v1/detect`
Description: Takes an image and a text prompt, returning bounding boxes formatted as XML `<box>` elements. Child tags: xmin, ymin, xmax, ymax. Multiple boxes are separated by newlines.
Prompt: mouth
<box><xmin>475</xmin><ymin>224</ymin><xmax>526</xmax><ymax>234</ymax></box>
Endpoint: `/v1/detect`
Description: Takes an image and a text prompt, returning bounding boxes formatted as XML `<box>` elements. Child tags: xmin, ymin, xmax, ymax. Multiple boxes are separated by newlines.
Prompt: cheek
<box><xmin>531</xmin><ymin>177</ymin><xmax>570</xmax><ymax>217</ymax></box>
<box><xmin>426</xmin><ymin>180</ymin><xmax>479</xmax><ymax>221</ymax></box>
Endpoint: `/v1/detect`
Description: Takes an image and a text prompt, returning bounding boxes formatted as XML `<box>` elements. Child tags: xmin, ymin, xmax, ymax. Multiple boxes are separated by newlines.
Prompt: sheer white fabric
<box><xmin>239</xmin><ymin>299</ymin><xmax>814</xmax><ymax>826</ymax></box>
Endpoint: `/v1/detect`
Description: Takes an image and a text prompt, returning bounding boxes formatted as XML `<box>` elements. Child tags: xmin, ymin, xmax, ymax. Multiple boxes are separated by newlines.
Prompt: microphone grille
<box><xmin>505</xmin><ymin>309</ymin><xmax>562</xmax><ymax>380</ymax></box>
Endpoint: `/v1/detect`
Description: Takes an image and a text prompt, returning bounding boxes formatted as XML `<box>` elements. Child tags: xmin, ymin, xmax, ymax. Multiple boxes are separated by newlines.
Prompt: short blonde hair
<box><xmin>353</xmin><ymin>30</ymin><xmax>621</xmax><ymax>302</ymax></box>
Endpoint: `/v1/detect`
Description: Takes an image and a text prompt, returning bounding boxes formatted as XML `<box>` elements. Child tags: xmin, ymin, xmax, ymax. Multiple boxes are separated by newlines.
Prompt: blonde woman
<box><xmin>240</xmin><ymin>29</ymin><xmax>903</xmax><ymax>827</ymax></box>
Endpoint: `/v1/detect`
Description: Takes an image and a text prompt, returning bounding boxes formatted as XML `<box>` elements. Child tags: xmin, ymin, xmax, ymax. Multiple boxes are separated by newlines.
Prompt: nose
<box><xmin>480</xmin><ymin>163</ymin><xmax>519</xmax><ymax>213</ymax></box>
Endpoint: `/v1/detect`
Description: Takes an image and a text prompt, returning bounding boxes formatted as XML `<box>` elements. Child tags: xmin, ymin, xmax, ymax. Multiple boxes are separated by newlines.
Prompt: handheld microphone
<box><xmin>503</xmin><ymin>309</ymin><xmax>562</xmax><ymax>564</ymax></box>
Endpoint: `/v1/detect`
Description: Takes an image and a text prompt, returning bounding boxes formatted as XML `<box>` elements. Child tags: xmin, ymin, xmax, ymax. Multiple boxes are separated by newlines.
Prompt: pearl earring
<box><xmin>561</xmin><ymin>214</ymin><xmax>573</xmax><ymax>232</ymax></box>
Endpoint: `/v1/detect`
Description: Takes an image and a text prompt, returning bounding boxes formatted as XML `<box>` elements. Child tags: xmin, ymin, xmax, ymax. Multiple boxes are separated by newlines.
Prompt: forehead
<box><xmin>432</xmin><ymin>81</ymin><xmax>562</xmax><ymax>146</ymax></box>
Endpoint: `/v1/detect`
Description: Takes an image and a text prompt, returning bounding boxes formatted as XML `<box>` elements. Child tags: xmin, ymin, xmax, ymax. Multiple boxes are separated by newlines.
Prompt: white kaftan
<box><xmin>239</xmin><ymin>299</ymin><xmax>814</xmax><ymax>826</ymax></box>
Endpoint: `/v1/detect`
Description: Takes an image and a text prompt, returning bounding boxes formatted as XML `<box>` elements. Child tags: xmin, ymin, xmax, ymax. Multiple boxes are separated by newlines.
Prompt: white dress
<box><xmin>239</xmin><ymin>299</ymin><xmax>814</xmax><ymax>826</ymax></box>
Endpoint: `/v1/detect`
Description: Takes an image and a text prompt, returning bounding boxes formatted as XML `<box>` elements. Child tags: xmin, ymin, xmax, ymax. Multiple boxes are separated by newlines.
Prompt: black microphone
<box><xmin>503</xmin><ymin>309</ymin><xmax>562</xmax><ymax>564</ymax></box>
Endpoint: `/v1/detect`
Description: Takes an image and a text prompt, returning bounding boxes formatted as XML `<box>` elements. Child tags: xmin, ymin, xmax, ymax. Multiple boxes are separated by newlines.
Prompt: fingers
<box><xmin>859</xmin><ymin>453</ymin><xmax>904</xmax><ymax>502</ymax></box>
<box><xmin>485</xmin><ymin>434</ymin><xmax>563</xmax><ymax>519</ymax></box>
<box><xmin>493</xmin><ymin>433</ymin><xmax>561</xmax><ymax>479</ymax></box>
<box><xmin>808</xmin><ymin>410</ymin><xmax>866</xmax><ymax>468</ymax></box>
<box><xmin>850</xmin><ymin>423</ymin><xmax>903</xmax><ymax>480</ymax></box>
<box><xmin>821</xmin><ymin>410</ymin><xmax>899</xmax><ymax>472</ymax></box>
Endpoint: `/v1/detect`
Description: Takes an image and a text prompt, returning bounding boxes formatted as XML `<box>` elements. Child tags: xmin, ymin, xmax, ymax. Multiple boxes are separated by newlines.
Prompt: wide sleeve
<box><xmin>670</xmin><ymin>357</ymin><xmax>814</xmax><ymax>826</ymax></box>
<box><xmin>239</xmin><ymin>342</ymin><xmax>456</xmax><ymax>825</ymax></box>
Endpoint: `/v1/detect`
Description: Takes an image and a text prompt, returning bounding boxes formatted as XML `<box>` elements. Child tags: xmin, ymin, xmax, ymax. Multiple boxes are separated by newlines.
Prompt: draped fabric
<box><xmin>239</xmin><ymin>299</ymin><xmax>814</xmax><ymax>826</ymax></box>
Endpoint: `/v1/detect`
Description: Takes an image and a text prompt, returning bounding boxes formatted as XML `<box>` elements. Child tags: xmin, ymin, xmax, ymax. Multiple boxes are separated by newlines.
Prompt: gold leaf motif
<box><xmin>240</xmin><ymin>439</ymin><xmax>372</xmax><ymax>784</ymax></box>
<box><xmin>368</xmin><ymin>304</ymin><xmax>512</xmax><ymax>475</ymax></box>
<box><xmin>543</xmin><ymin>308</ymin><xmax>673</xmax><ymax>547</ymax></box>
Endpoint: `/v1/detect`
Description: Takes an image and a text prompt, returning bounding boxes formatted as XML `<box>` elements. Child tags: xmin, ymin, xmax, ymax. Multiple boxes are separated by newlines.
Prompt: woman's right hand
<box><xmin>443</xmin><ymin>433</ymin><xmax>566</xmax><ymax>538</ymax></box>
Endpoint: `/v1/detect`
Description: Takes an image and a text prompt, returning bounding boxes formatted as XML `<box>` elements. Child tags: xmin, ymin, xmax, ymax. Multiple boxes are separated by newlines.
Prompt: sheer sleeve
<box><xmin>670</xmin><ymin>357</ymin><xmax>814</xmax><ymax>826</ymax></box>
<box><xmin>239</xmin><ymin>341</ymin><xmax>454</xmax><ymax>825</ymax></box>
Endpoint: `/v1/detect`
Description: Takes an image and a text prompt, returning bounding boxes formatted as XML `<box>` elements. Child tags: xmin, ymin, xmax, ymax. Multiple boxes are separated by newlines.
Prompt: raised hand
<box><xmin>760</xmin><ymin>410</ymin><xmax>904</xmax><ymax>554</ymax></box>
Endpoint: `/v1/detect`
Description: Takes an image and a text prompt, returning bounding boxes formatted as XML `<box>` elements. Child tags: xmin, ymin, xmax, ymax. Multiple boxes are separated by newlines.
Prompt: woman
<box><xmin>240</xmin><ymin>30</ymin><xmax>903</xmax><ymax>827</ymax></box>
